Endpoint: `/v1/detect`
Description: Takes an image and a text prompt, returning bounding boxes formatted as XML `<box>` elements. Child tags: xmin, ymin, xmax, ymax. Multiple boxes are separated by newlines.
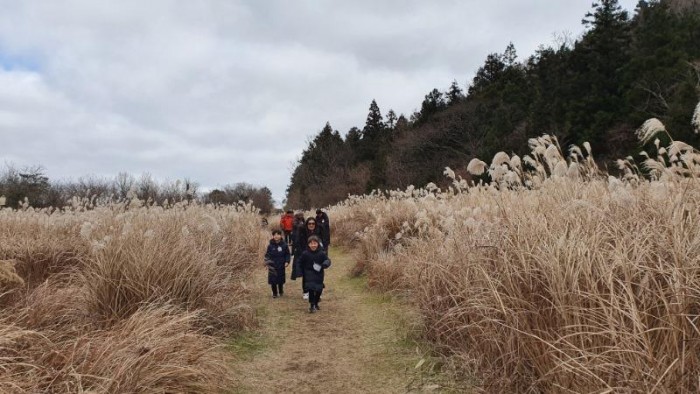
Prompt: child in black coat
<box><xmin>292</xmin><ymin>217</ymin><xmax>325</xmax><ymax>300</ymax></box>
<box><xmin>296</xmin><ymin>235</ymin><xmax>331</xmax><ymax>313</ymax></box>
<box><xmin>265</xmin><ymin>230</ymin><xmax>291</xmax><ymax>298</ymax></box>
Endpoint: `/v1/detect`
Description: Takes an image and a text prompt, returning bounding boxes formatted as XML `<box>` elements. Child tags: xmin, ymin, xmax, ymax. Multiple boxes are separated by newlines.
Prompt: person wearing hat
<box><xmin>296</xmin><ymin>235</ymin><xmax>331</xmax><ymax>313</ymax></box>
<box><xmin>315</xmin><ymin>209</ymin><xmax>331</xmax><ymax>249</ymax></box>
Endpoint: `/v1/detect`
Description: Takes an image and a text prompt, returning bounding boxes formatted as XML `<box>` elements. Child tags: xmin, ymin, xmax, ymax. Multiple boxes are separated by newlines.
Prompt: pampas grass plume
<box><xmin>569</xmin><ymin>145</ymin><xmax>583</xmax><ymax>159</ymax></box>
<box><xmin>636</xmin><ymin>118</ymin><xmax>666</xmax><ymax>144</ymax></box>
<box><xmin>510</xmin><ymin>155</ymin><xmax>522</xmax><ymax>170</ymax></box>
<box><xmin>491</xmin><ymin>152</ymin><xmax>510</xmax><ymax>168</ymax></box>
<box><xmin>643</xmin><ymin>158</ymin><xmax>665</xmax><ymax>175</ymax></box>
<box><xmin>668</xmin><ymin>141</ymin><xmax>693</xmax><ymax>157</ymax></box>
<box><xmin>467</xmin><ymin>159</ymin><xmax>487</xmax><ymax>176</ymax></box>
<box><xmin>443</xmin><ymin>167</ymin><xmax>456</xmax><ymax>180</ymax></box>
<box><xmin>583</xmin><ymin>141</ymin><xmax>592</xmax><ymax>155</ymax></box>
<box><xmin>566</xmin><ymin>162</ymin><xmax>580</xmax><ymax>178</ymax></box>
<box><xmin>488</xmin><ymin>164</ymin><xmax>508</xmax><ymax>182</ymax></box>
<box><xmin>523</xmin><ymin>155</ymin><xmax>537</xmax><ymax>168</ymax></box>
<box><xmin>544</xmin><ymin>144</ymin><xmax>561</xmax><ymax>163</ymax></box>
<box><xmin>553</xmin><ymin>161</ymin><xmax>567</xmax><ymax>177</ymax></box>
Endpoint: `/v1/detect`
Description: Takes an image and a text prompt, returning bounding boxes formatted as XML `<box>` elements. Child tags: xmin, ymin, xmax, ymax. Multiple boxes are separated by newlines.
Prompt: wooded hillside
<box><xmin>286</xmin><ymin>0</ymin><xmax>700</xmax><ymax>208</ymax></box>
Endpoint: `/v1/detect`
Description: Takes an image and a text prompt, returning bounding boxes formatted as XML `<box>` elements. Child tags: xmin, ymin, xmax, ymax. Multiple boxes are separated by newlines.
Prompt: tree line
<box><xmin>0</xmin><ymin>164</ymin><xmax>275</xmax><ymax>213</ymax></box>
<box><xmin>286</xmin><ymin>0</ymin><xmax>700</xmax><ymax>209</ymax></box>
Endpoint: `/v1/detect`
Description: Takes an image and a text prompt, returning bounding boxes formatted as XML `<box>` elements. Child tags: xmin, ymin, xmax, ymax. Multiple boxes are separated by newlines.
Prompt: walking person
<box><xmin>291</xmin><ymin>212</ymin><xmax>305</xmax><ymax>250</ymax></box>
<box><xmin>296</xmin><ymin>235</ymin><xmax>331</xmax><ymax>313</ymax></box>
<box><xmin>292</xmin><ymin>217</ymin><xmax>324</xmax><ymax>300</ymax></box>
<box><xmin>290</xmin><ymin>212</ymin><xmax>307</xmax><ymax>296</ymax></box>
<box><xmin>279</xmin><ymin>210</ymin><xmax>295</xmax><ymax>245</ymax></box>
<box><xmin>265</xmin><ymin>230</ymin><xmax>291</xmax><ymax>298</ymax></box>
<box><xmin>315</xmin><ymin>209</ymin><xmax>331</xmax><ymax>249</ymax></box>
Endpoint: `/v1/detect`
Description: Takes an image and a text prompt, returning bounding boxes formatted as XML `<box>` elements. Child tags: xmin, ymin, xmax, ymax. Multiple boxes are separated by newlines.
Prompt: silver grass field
<box><xmin>0</xmin><ymin>201</ymin><xmax>265</xmax><ymax>393</ymax></box>
<box><xmin>330</xmin><ymin>103</ymin><xmax>700</xmax><ymax>392</ymax></box>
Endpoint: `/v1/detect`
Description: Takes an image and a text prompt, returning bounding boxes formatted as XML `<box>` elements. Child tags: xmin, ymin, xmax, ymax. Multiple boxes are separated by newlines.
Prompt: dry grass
<box><xmin>330</xmin><ymin>109</ymin><xmax>700</xmax><ymax>392</ymax></box>
<box><xmin>0</xmin><ymin>201</ymin><xmax>265</xmax><ymax>392</ymax></box>
<box><xmin>0</xmin><ymin>260</ymin><xmax>24</xmax><ymax>297</ymax></box>
<box><xmin>1</xmin><ymin>306</ymin><xmax>234</xmax><ymax>393</ymax></box>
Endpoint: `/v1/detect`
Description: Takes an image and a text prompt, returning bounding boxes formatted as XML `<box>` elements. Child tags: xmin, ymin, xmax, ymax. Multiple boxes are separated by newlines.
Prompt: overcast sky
<box><xmin>0</xmin><ymin>0</ymin><xmax>638</xmax><ymax>205</ymax></box>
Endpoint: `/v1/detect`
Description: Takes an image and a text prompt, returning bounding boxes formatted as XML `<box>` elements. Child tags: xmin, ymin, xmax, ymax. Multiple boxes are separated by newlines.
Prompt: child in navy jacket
<box><xmin>265</xmin><ymin>230</ymin><xmax>291</xmax><ymax>298</ymax></box>
<box><xmin>296</xmin><ymin>235</ymin><xmax>331</xmax><ymax>312</ymax></box>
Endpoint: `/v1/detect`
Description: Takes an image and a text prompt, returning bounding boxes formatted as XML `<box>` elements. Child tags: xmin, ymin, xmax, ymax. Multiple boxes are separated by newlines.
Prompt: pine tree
<box><xmin>385</xmin><ymin>109</ymin><xmax>398</xmax><ymax>129</ymax></box>
<box><xmin>468</xmin><ymin>53</ymin><xmax>506</xmax><ymax>95</ymax></box>
<box><xmin>357</xmin><ymin>100</ymin><xmax>385</xmax><ymax>161</ymax></box>
<box><xmin>346</xmin><ymin>127</ymin><xmax>361</xmax><ymax>145</ymax></box>
<box><xmin>395</xmin><ymin>114</ymin><xmax>409</xmax><ymax>130</ymax></box>
<box><xmin>503</xmin><ymin>42</ymin><xmax>517</xmax><ymax>67</ymax></box>
<box><xmin>418</xmin><ymin>88</ymin><xmax>446</xmax><ymax>122</ymax></box>
<box><xmin>286</xmin><ymin>122</ymin><xmax>349</xmax><ymax>208</ymax></box>
<box><xmin>583</xmin><ymin>0</ymin><xmax>629</xmax><ymax>29</ymax></box>
<box><xmin>446</xmin><ymin>80</ymin><xmax>464</xmax><ymax>105</ymax></box>
<box><xmin>570</xmin><ymin>0</ymin><xmax>632</xmax><ymax>148</ymax></box>
<box><xmin>363</xmin><ymin>99</ymin><xmax>384</xmax><ymax>138</ymax></box>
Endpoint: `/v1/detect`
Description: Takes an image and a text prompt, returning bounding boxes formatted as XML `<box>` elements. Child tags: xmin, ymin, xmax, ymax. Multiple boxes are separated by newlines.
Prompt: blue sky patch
<box><xmin>0</xmin><ymin>47</ymin><xmax>41</xmax><ymax>72</ymax></box>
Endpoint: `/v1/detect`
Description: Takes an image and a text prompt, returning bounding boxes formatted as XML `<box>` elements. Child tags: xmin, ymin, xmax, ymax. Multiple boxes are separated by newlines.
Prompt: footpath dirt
<box><xmin>228</xmin><ymin>247</ymin><xmax>451</xmax><ymax>393</ymax></box>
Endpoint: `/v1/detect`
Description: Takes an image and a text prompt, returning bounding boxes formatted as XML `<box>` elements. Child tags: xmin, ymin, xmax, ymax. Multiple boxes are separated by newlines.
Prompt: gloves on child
<box><xmin>313</xmin><ymin>263</ymin><xmax>322</xmax><ymax>272</ymax></box>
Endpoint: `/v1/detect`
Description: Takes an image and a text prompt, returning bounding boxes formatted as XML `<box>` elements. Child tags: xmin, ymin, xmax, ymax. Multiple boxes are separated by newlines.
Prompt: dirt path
<box><xmin>228</xmin><ymin>247</ymin><xmax>449</xmax><ymax>393</ymax></box>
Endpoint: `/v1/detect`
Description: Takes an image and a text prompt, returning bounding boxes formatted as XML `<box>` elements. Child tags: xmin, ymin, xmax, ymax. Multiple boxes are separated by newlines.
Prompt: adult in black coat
<box><xmin>315</xmin><ymin>209</ymin><xmax>331</xmax><ymax>248</ymax></box>
<box><xmin>265</xmin><ymin>230</ymin><xmax>291</xmax><ymax>298</ymax></box>
<box><xmin>291</xmin><ymin>217</ymin><xmax>325</xmax><ymax>280</ymax></box>
<box><xmin>296</xmin><ymin>235</ymin><xmax>331</xmax><ymax>312</ymax></box>
<box><xmin>291</xmin><ymin>212</ymin><xmax>305</xmax><ymax>249</ymax></box>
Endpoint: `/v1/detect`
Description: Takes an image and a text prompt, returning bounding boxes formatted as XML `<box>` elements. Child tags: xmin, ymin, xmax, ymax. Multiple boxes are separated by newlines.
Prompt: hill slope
<box><xmin>287</xmin><ymin>0</ymin><xmax>700</xmax><ymax>209</ymax></box>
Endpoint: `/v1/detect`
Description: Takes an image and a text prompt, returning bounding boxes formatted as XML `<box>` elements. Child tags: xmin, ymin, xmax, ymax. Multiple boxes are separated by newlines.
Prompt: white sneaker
<box><xmin>303</xmin><ymin>292</ymin><xmax>309</xmax><ymax>300</ymax></box>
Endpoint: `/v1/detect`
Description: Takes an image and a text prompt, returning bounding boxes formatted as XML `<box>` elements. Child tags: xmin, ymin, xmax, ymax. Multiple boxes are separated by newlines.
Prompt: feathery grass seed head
<box><xmin>636</xmin><ymin>118</ymin><xmax>666</xmax><ymax>144</ymax></box>
<box><xmin>467</xmin><ymin>159</ymin><xmax>487</xmax><ymax>176</ymax></box>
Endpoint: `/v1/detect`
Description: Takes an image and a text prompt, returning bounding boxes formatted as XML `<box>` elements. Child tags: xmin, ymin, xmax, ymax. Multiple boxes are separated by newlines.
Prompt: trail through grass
<box><xmin>228</xmin><ymin>247</ymin><xmax>461</xmax><ymax>393</ymax></box>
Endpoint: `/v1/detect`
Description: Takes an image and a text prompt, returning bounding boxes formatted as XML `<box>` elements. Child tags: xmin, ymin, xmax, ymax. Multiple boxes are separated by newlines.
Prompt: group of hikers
<box><xmin>264</xmin><ymin>209</ymin><xmax>331</xmax><ymax>313</ymax></box>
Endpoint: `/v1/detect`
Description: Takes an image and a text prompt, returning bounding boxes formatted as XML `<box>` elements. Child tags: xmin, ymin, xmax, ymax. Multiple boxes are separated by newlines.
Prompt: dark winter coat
<box><xmin>293</xmin><ymin>220</ymin><xmax>326</xmax><ymax>256</ymax></box>
<box><xmin>315</xmin><ymin>212</ymin><xmax>331</xmax><ymax>247</ymax></box>
<box><xmin>291</xmin><ymin>215</ymin><xmax>305</xmax><ymax>248</ymax></box>
<box><xmin>265</xmin><ymin>239</ymin><xmax>290</xmax><ymax>285</ymax></box>
<box><xmin>297</xmin><ymin>248</ymin><xmax>331</xmax><ymax>292</ymax></box>
<box><xmin>291</xmin><ymin>219</ymin><xmax>325</xmax><ymax>280</ymax></box>
<box><xmin>291</xmin><ymin>252</ymin><xmax>301</xmax><ymax>281</ymax></box>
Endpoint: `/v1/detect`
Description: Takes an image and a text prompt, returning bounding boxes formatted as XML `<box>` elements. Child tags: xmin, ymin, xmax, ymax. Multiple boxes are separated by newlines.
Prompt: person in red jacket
<box><xmin>280</xmin><ymin>210</ymin><xmax>295</xmax><ymax>245</ymax></box>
